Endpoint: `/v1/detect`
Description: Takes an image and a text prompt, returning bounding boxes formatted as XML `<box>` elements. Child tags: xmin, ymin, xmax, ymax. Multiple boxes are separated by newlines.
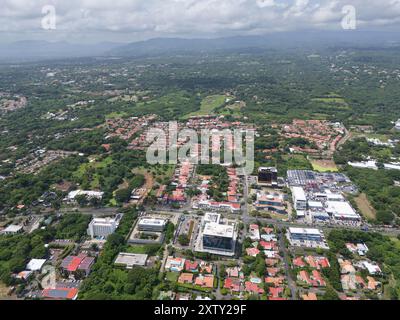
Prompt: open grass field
<box><xmin>105</xmin><ymin>111</ymin><xmax>128</xmax><ymax>119</ymax></box>
<box><xmin>354</xmin><ymin>193</ymin><xmax>377</xmax><ymax>221</ymax></box>
<box><xmin>166</xmin><ymin>271</ymin><xmax>179</xmax><ymax>283</ymax></box>
<box><xmin>74</xmin><ymin>156</ymin><xmax>113</xmax><ymax>189</ymax></box>
<box><xmin>311</xmin><ymin>159</ymin><xmax>338</xmax><ymax>172</ymax></box>
<box><xmin>182</xmin><ymin>94</ymin><xmax>226</xmax><ymax>119</ymax></box>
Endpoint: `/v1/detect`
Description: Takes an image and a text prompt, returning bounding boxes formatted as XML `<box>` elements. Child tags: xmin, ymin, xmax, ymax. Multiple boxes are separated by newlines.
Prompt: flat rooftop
<box><xmin>292</xmin><ymin>186</ymin><xmax>306</xmax><ymax>201</ymax></box>
<box><xmin>203</xmin><ymin>222</ymin><xmax>235</xmax><ymax>238</ymax></box>
<box><xmin>289</xmin><ymin>227</ymin><xmax>322</xmax><ymax>236</ymax></box>
<box><xmin>138</xmin><ymin>218</ymin><xmax>167</xmax><ymax>226</ymax></box>
<box><xmin>326</xmin><ymin>201</ymin><xmax>359</xmax><ymax>218</ymax></box>
<box><xmin>115</xmin><ymin>252</ymin><xmax>148</xmax><ymax>267</ymax></box>
<box><xmin>203</xmin><ymin>212</ymin><xmax>221</xmax><ymax>224</ymax></box>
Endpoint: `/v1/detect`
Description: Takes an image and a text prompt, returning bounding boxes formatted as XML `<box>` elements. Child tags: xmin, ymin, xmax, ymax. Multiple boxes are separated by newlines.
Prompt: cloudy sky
<box><xmin>0</xmin><ymin>0</ymin><xmax>399</xmax><ymax>43</ymax></box>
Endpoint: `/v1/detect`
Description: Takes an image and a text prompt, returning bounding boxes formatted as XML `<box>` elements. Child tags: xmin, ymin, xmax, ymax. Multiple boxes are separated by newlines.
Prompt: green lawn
<box><xmin>74</xmin><ymin>156</ymin><xmax>113</xmax><ymax>189</ymax></box>
<box><xmin>166</xmin><ymin>272</ymin><xmax>179</xmax><ymax>282</ymax></box>
<box><xmin>182</xmin><ymin>95</ymin><xmax>226</xmax><ymax>119</ymax></box>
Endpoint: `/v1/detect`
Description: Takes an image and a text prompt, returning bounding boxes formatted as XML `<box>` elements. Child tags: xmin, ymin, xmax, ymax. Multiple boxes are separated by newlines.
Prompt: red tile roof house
<box><xmin>311</xmin><ymin>270</ymin><xmax>326</xmax><ymax>287</ymax></box>
<box><xmin>265</xmin><ymin>258</ymin><xmax>279</xmax><ymax>267</ymax></box>
<box><xmin>224</xmin><ymin>278</ymin><xmax>241</xmax><ymax>293</ymax></box>
<box><xmin>246</xmin><ymin>247</ymin><xmax>260</xmax><ymax>257</ymax></box>
<box><xmin>245</xmin><ymin>281</ymin><xmax>264</xmax><ymax>295</ymax></box>
<box><xmin>184</xmin><ymin>260</ymin><xmax>199</xmax><ymax>273</ymax></box>
<box><xmin>297</xmin><ymin>270</ymin><xmax>314</xmax><ymax>286</ymax></box>
<box><xmin>267</xmin><ymin>268</ymin><xmax>280</xmax><ymax>277</ymax></box>
<box><xmin>262</xmin><ymin>227</ymin><xmax>274</xmax><ymax>234</ymax></box>
<box><xmin>195</xmin><ymin>275</ymin><xmax>214</xmax><ymax>289</ymax></box>
<box><xmin>293</xmin><ymin>257</ymin><xmax>307</xmax><ymax>268</ymax></box>
<box><xmin>200</xmin><ymin>263</ymin><xmax>213</xmax><ymax>274</ymax></box>
<box><xmin>259</xmin><ymin>241</ymin><xmax>277</xmax><ymax>251</ymax></box>
<box><xmin>269</xmin><ymin>287</ymin><xmax>284</xmax><ymax>299</ymax></box>
<box><xmin>265</xmin><ymin>276</ymin><xmax>284</xmax><ymax>287</ymax></box>
<box><xmin>178</xmin><ymin>273</ymin><xmax>194</xmax><ymax>284</ymax></box>
<box><xmin>226</xmin><ymin>266</ymin><xmax>240</xmax><ymax>277</ymax></box>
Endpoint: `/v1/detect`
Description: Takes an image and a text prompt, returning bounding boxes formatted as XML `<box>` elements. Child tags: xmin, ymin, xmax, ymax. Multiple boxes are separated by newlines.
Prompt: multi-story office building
<box><xmin>202</xmin><ymin>222</ymin><xmax>236</xmax><ymax>253</ymax></box>
<box><xmin>87</xmin><ymin>217</ymin><xmax>118</xmax><ymax>239</ymax></box>
<box><xmin>291</xmin><ymin>186</ymin><xmax>307</xmax><ymax>211</ymax></box>
<box><xmin>258</xmin><ymin>167</ymin><xmax>278</xmax><ymax>184</ymax></box>
<box><xmin>138</xmin><ymin>218</ymin><xmax>167</xmax><ymax>232</ymax></box>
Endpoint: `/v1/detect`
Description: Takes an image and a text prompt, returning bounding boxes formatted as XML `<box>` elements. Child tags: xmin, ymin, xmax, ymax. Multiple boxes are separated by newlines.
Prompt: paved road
<box><xmin>278</xmin><ymin>228</ymin><xmax>297</xmax><ymax>300</ymax></box>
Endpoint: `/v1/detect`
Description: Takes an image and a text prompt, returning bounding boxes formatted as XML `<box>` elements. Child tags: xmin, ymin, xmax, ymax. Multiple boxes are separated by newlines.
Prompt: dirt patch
<box><xmin>311</xmin><ymin>159</ymin><xmax>338</xmax><ymax>172</ymax></box>
<box><xmin>0</xmin><ymin>282</ymin><xmax>10</xmax><ymax>299</ymax></box>
<box><xmin>354</xmin><ymin>193</ymin><xmax>376</xmax><ymax>221</ymax></box>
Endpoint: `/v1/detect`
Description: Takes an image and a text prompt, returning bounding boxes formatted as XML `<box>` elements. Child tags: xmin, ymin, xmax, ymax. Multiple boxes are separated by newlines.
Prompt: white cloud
<box><xmin>0</xmin><ymin>0</ymin><xmax>399</xmax><ymax>43</ymax></box>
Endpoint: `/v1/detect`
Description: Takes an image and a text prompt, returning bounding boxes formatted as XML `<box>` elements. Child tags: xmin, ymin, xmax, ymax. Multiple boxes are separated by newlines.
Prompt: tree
<box><xmin>178</xmin><ymin>234</ymin><xmax>190</xmax><ymax>246</ymax></box>
<box><xmin>115</xmin><ymin>188</ymin><xmax>131</xmax><ymax>204</ymax></box>
<box><xmin>322</xmin><ymin>286</ymin><xmax>340</xmax><ymax>300</ymax></box>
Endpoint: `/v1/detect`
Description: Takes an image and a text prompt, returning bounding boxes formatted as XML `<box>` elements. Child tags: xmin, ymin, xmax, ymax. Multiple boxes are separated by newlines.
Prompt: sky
<box><xmin>0</xmin><ymin>0</ymin><xmax>400</xmax><ymax>44</ymax></box>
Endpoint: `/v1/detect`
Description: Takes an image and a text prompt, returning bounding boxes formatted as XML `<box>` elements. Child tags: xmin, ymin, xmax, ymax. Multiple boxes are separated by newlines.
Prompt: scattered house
<box><xmin>311</xmin><ymin>270</ymin><xmax>326</xmax><ymax>287</ymax></box>
<box><xmin>346</xmin><ymin>243</ymin><xmax>369</xmax><ymax>256</ymax></box>
<box><xmin>298</xmin><ymin>270</ymin><xmax>313</xmax><ymax>286</ymax></box>
<box><xmin>298</xmin><ymin>270</ymin><xmax>325</xmax><ymax>287</ymax></box>
<box><xmin>265</xmin><ymin>276</ymin><xmax>284</xmax><ymax>287</ymax></box>
<box><xmin>165</xmin><ymin>256</ymin><xmax>186</xmax><ymax>272</ymax></box>
<box><xmin>302</xmin><ymin>292</ymin><xmax>318</xmax><ymax>300</ymax></box>
<box><xmin>259</xmin><ymin>241</ymin><xmax>277</xmax><ymax>251</ymax></box>
<box><xmin>267</xmin><ymin>267</ymin><xmax>279</xmax><ymax>277</ymax></box>
<box><xmin>262</xmin><ymin>227</ymin><xmax>274</xmax><ymax>234</ymax></box>
<box><xmin>26</xmin><ymin>259</ymin><xmax>47</xmax><ymax>272</ymax></box>
<box><xmin>178</xmin><ymin>273</ymin><xmax>194</xmax><ymax>284</ymax></box>
<box><xmin>184</xmin><ymin>260</ymin><xmax>199</xmax><ymax>273</ymax></box>
<box><xmin>245</xmin><ymin>281</ymin><xmax>264</xmax><ymax>294</ymax></box>
<box><xmin>224</xmin><ymin>278</ymin><xmax>241</xmax><ymax>293</ymax></box>
<box><xmin>199</xmin><ymin>261</ymin><xmax>213</xmax><ymax>274</ymax></box>
<box><xmin>303</xmin><ymin>256</ymin><xmax>330</xmax><ymax>269</ymax></box>
<box><xmin>194</xmin><ymin>274</ymin><xmax>214</xmax><ymax>288</ymax></box>
<box><xmin>293</xmin><ymin>257</ymin><xmax>306</xmax><ymax>268</ymax></box>
<box><xmin>265</xmin><ymin>258</ymin><xmax>279</xmax><ymax>267</ymax></box>
<box><xmin>338</xmin><ymin>259</ymin><xmax>356</xmax><ymax>275</ymax></box>
<box><xmin>249</xmin><ymin>224</ymin><xmax>260</xmax><ymax>241</ymax></box>
<box><xmin>16</xmin><ymin>270</ymin><xmax>33</xmax><ymax>281</ymax></box>
<box><xmin>269</xmin><ymin>287</ymin><xmax>283</xmax><ymax>299</ymax></box>
<box><xmin>355</xmin><ymin>275</ymin><xmax>367</xmax><ymax>289</ymax></box>
<box><xmin>360</xmin><ymin>261</ymin><xmax>382</xmax><ymax>275</ymax></box>
<box><xmin>1</xmin><ymin>224</ymin><xmax>23</xmax><ymax>235</ymax></box>
<box><xmin>246</xmin><ymin>247</ymin><xmax>260</xmax><ymax>257</ymax></box>
<box><xmin>341</xmin><ymin>274</ymin><xmax>357</xmax><ymax>291</ymax></box>
<box><xmin>226</xmin><ymin>266</ymin><xmax>240</xmax><ymax>278</ymax></box>
<box><xmin>367</xmin><ymin>276</ymin><xmax>381</xmax><ymax>291</ymax></box>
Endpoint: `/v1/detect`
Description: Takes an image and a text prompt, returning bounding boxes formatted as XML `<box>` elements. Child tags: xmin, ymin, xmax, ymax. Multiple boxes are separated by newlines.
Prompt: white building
<box><xmin>326</xmin><ymin>201</ymin><xmax>361</xmax><ymax>221</ymax></box>
<box><xmin>114</xmin><ymin>253</ymin><xmax>148</xmax><ymax>268</ymax></box>
<box><xmin>1</xmin><ymin>224</ymin><xmax>23</xmax><ymax>235</ymax></box>
<box><xmin>67</xmin><ymin>190</ymin><xmax>104</xmax><ymax>201</ymax></box>
<box><xmin>26</xmin><ymin>259</ymin><xmax>47</xmax><ymax>272</ymax></box>
<box><xmin>395</xmin><ymin>119</ymin><xmax>400</xmax><ymax>131</ymax></box>
<box><xmin>291</xmin><ymin>186</ymin><xmax>307</xmax><ymax>211</ymax></box>
<box><xmin>138</xmin><ymin>218</ymin><xmax>167</xmax><ymax>232</ymax></box>
<box><xmin>287</xmin><ymin>227</ymin><xmax>329</xmax><ymax>249</ymax></box>
<box><xmin>87</xmin><ymin>217</ymin><xmax>118</xmax><ymax>239</ymax></box>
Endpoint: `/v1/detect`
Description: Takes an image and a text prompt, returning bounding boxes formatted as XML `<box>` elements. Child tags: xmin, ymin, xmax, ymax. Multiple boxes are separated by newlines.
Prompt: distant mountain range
<box><xmin>0</xmin><ymin>31</ymin><xmax>399</xmax><ymax>62</ymax></box>
<box><xmin>0</xmin><ymin>41</ymin><xmax>121</xmax><ymax>62</ymax></box>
